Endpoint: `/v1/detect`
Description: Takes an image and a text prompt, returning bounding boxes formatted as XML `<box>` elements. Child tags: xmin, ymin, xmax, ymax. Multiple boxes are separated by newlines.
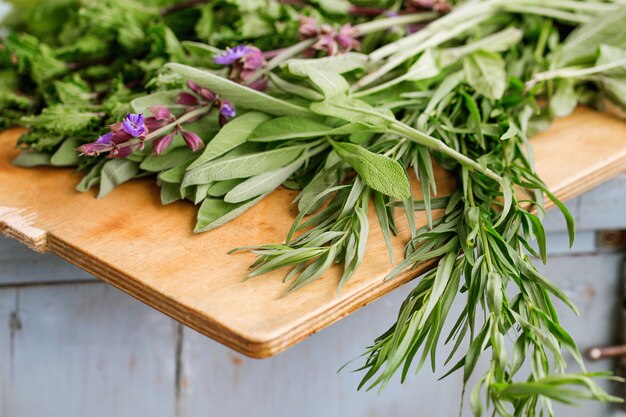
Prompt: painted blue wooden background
<box><xmin>1</xmin><ymin>175</ymin><xmax>625</xmax><ymax>417</ymax></box>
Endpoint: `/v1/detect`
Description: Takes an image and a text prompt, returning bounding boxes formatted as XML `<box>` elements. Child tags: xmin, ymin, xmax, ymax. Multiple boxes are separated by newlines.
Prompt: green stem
<box><xmin>391</xmin><ymin>121</ymin><xmax>503</xmax><ymax>183</ymax></box>
<box><xmin>355</xmin><ymin>12</ymin><xmax>439</xmax><ymax>35</ymax></box>
<box><xmin>530</xmin><ymin>57</ymin><xmax>626</xmax><ymax>85</ymax></box>
<box><xmin>245</xmin><ymin>12</ymin><xmax>439</xmax><ymax>85</ymax></box>
<box><xmin>356</xmin><ymin>12</ymin><xmax>492</xmax><ymax>89</ymax></box>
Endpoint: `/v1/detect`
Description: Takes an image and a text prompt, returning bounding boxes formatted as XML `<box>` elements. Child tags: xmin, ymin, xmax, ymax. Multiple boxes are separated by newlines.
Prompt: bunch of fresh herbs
<box><xmin>3</xmin><ymin>0</ymin><xmax>626</xmax><ymax>415</ymax></box>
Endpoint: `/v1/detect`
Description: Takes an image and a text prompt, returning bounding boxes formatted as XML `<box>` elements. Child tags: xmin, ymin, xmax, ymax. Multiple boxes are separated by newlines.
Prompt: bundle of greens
<box><xmin>3</xmin><ymin>0</ymin><xmax>626</xmax><ymax>415</ymax></box>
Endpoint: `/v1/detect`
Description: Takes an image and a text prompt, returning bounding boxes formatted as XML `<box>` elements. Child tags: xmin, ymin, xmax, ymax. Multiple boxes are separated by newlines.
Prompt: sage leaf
<box><xmin>98</xmin><ymin>159</ymin><xmax>140</xmax><ymax>199</ymax></box>
<box><xmin>166</xmin><ymin>63</ymin><xmax>311</xmax><ymax>116</ymax></box>
<box><xmin>183</xmin><ymin>144</ymin><xmax>306</xmax><ymax>186</ymax></box>
<box><xmin>310</xmin><ymin>95</ymin><xmax>394</xmax><ymax>127</ymax></box>
<box><xmin>208</xmin><ymin>179</ymin><xmax>245</xmax><ymax>197</ymax></box>
<box><xmin>160</xmin><ymin>182</ymin><xmax>183</xmax><ymax>205</ymax></box>
<box><xmin>250</xmin><ymin>116</ymin><xmax>387</xmax><ymax>142</ymax></box>
<box><xmin>131</xmin><ymin>90</ymin><xmax>184</xmax><ymax>113</ymax></box>
<box><xmin>224</xmin><ymin>158</ymin><xmax>304</xmax><ymax>203</ymax></box>
<box><xmin>159</xmin><ymin>159</ymin><xmax>195</xmax><ymax>183</ymax></box>
<box><xmin>463</xmin><ymin>51</ymin><xmax>507</xmax><ymax>100</ymax></box>
<box><xmin>12</xmin><ymin>151</ymin><xmax>52</xmax><ymax>167</ymax></box>
<box><xmin>250</xmin><ymin>116</ymin><xmax>331</xmax><ymax>142</ymax></box>
<box><xmin>140</xmin><ymin>147</ymin><xmax>195</xmax><ymax>172</ymax></box>
<box><xmin>50</xmin><ymin>139</ymin><xmax>81</xmax><ymax>166</ymax></box>
<box><xmin>195</xmin><ymin>195</ymin><xmax>267</xmax><ymax>233</ymax></box>
<box><xmin>76</xmin><ymin>160</ymin><xmax>105</xmax><ymax>192</ymax></box>
<box><xmin>300</xmin><ymin>66</ymin><xmax>350</xmax><ymax>97</ymax></box>
<box><xmin>187</xmin><ymin>111</ymin><xmax>271</xmax><ymax>170</ymax></box>
<box><xmin>285</xmin><ymin>53</ymin><xmax>368</xmax><ymax>76</ymax></box>
<box><xmin>268</xmin><ymin>73</ymin><xmax>324</xmax><ymax>101</ymax></box>
<box><xmin>331</xmin><ymin>141</ymin><xmax>410</xmax><ymax>200</ymax></box>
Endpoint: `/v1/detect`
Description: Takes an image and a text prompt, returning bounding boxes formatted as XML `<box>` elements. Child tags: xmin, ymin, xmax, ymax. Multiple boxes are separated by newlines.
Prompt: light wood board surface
<box><xmin>1</xmin><ymin>107</ymin><xmax>626</xmax><ymax>358</ymax></box>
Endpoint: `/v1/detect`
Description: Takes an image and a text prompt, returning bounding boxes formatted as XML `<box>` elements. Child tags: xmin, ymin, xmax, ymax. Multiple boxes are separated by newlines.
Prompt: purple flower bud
<box><xmin>182</xmin><ymin>131</ymin><xmax>204</xmax><ymax>152</ymax></box>
<box><xmin>144</xmin><ymin>117</ymin><xmax>165</xmax><ymax>131</ymax></box>
<box><xmin>185</xmin><ymin>81</ymin><xmax>216</xmax><ymax>101</ymax></box>
<box><xmin>177</xmin><ymin>92</ymin><xmax>199</xmax><ymax>106</ymax></box>
<box><xmin>186</xmin><ymin>80</ymin><xmax>200</xmax><ymax>93</ymax></box>
<box><xmin>109</xmin><ymin>144</ymin><xmax>139</xmax><ymax>159</ymax></box>
<box><xmin>96</xmin><ymin>132</ymin><xmax>114</xmax><ymax>145</ymax></box>
<box><xmin>219</xmin><ymin>113</ymin><xmax>229</xmax><ymax>128</ymax></box>
<box><xmin>148</xmin><ymin>106</ymin><xmax>172</xmax><ymax>121</ymax></box>
<box><xmin>122</xmin><ymin>113</ymin><xmax>147</xmax><ymax>137</ymax></box>
<box><xmin>313</xmin><ymin>33</ymin><xmax>338</xmax><ymax>56</ymax></box>
<box><xmin>242</xmin><ymin>47</ymin><xmax>264</xmax><ymax>71</ymax></box>
<box><xmin>335</xmin><ymin>24</ymin><xmax>360</xmax><ymax>51</ymax></box>
<box><xmin>219</xmin><ymin>99</ymin><xmax>236</xmax><ymax>118</ymax></box>
<box><xmin>299</xmin><ymin>16</ymin><xmax>319</xmax><ymax>39</ymax></box>
<box><xmin>153</xmin><ymin>133</ymin><xmax>175</xmax><ymax>155</ymax></box>
<box><xmin>248</xmin><ymin>78</ymin><xmax>269</xmax><ymax>92</ymax></box>
<box><xmin>77</xmin><ymin>132</ymin><xmax>114</xmax><ymax>156</ymax></box>
<box><xmin>215</xmin><ymin>45</ymin><xmax>252</xmax><ymax>65</ymax></box>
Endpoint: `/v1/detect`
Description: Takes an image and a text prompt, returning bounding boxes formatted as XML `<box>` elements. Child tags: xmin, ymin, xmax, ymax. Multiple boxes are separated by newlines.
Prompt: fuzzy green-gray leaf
<box><xmin>331</xmin><ymin>141</ymin><xmax>410</xmax><ymax>200</ymax></box>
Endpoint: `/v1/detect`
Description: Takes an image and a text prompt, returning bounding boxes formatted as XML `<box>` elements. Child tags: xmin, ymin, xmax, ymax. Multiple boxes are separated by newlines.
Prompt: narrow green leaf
<box><xmin>12</xmin><ymin>151</ymin><xmax>52</xmax><ymax>167</ymax></box>
<box><xmin>224</xmin><ymin>159</ymin><xmax>303</xmax><ymax>203</ymax></box>
<box><xmin>50</xmin><ymin>139</ymin><xmax>81</xmax><ymax>166</ymax></box>
<box><xmin>195</xmin><ymin>195</ymin><xmax>267</xmax><ymax>233</ymax></box>
<box><xmin>310</xmin><ymin>95</ymin><xmax>395</xmax><ymax>127</ymax></box>
<box><xmin>140</xmin><ymin>147</ymin><xmax>194</xmax><ymax>172</ymax></box>
<box><xmin>285</xmin><ymin>53</ymin><xmax>368</xmax><ymax>76</ymax></box>
<box><xmin>98</xmin><ymin>159</ymin><xmax>140</xmax><ymax>199</ymax></box>
<box><xmin>184</xmin><ymin>145</ymin><xmax>306</xmax><ymax>186</ymax></box>
<box><xmin>166</xmin><ymin>63</ymin><xmax>311</xmax><ymax>116</ymax></box>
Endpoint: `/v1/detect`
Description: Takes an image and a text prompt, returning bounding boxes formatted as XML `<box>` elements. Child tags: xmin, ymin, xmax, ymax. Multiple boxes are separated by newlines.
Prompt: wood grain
<box><xmin>1</xmin><ymin>107</ymin><xmax>625</xmax><ymax>358</ymax></box>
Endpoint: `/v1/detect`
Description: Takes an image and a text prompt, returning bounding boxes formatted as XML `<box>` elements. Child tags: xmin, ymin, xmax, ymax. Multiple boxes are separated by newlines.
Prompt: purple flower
<box><xmin>182</xmin><ymin>131</ymin><xmax>204</xmax><ymax>151</ymax></box>
<box><xmin>122</xmin><ymin>113</ymin><xmax>146</xmax><ymax>137</ymax></box>
<box><xmin>76</xmin><ymin>133</ymin><xmax>114</xmax><ymax>156</ymax></box>
<box><xmin>219</xmin><ymin>99</ymin><xmax>236</xmax><ymax>118</ymax></box>
<box><xmin>96</xmin><ymin>132</ymin><xmax>114</xmax><ymax>145</ymax></box>
<box><xmin>153</xmin><ymin>133</ymin><xmax>175</xmax><ymax>155</ymax></box>
<box><xmin>215</xmin><ymin>45</ymin><xmax>252</xmax><ymax>65</ymax></box>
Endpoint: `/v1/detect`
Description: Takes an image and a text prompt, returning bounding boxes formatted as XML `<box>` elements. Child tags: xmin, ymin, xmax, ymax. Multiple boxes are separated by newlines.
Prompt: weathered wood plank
<box><xmin>536</xmin><ymin>254</ymin><xmax>626</xmax><ymax>417</ymax></box>
<box><xmin>0</xmin><ymin>283</ymin><xmax>177</xmax><ymax>417</ymax></box>
<box><xmin>179</xmin><ymin>284</ymin><xmax>466</xmax><ymax>417</ymax></box>
<box><xmin>0</xmin><ymin>108</ymin><xmax>625</xmax><ymax>358</ymax></box>
<box><xmin>543</xmin><ymin>175</ymin><xmax>626</xmax><ymax>233</ymax></box>
<box><xmin>0</xmin><ymin>237</ymin><xmax>95</xmax><ymax>286</ymax></box>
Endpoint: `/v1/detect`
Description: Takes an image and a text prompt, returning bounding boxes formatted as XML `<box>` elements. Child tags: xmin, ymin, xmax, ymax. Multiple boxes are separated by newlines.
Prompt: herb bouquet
<box><xmin>3</xmin><ymin>0</ymin><xmax>626</xmax><ymax>415</ymax></box>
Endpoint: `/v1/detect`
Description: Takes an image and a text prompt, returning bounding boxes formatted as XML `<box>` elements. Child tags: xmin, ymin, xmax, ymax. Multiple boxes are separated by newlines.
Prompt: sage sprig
<box><xmin>4</xmin><ymin>1</ymin><xmax>626</xmax><ymax>415</ymax></box>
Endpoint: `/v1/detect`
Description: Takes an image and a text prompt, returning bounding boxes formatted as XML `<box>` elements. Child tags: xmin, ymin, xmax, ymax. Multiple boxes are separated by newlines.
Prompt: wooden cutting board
<box><xmin>1</xmin><ymin>107</ymin><xmax>626</xmax><ymax>358</ymax></box>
